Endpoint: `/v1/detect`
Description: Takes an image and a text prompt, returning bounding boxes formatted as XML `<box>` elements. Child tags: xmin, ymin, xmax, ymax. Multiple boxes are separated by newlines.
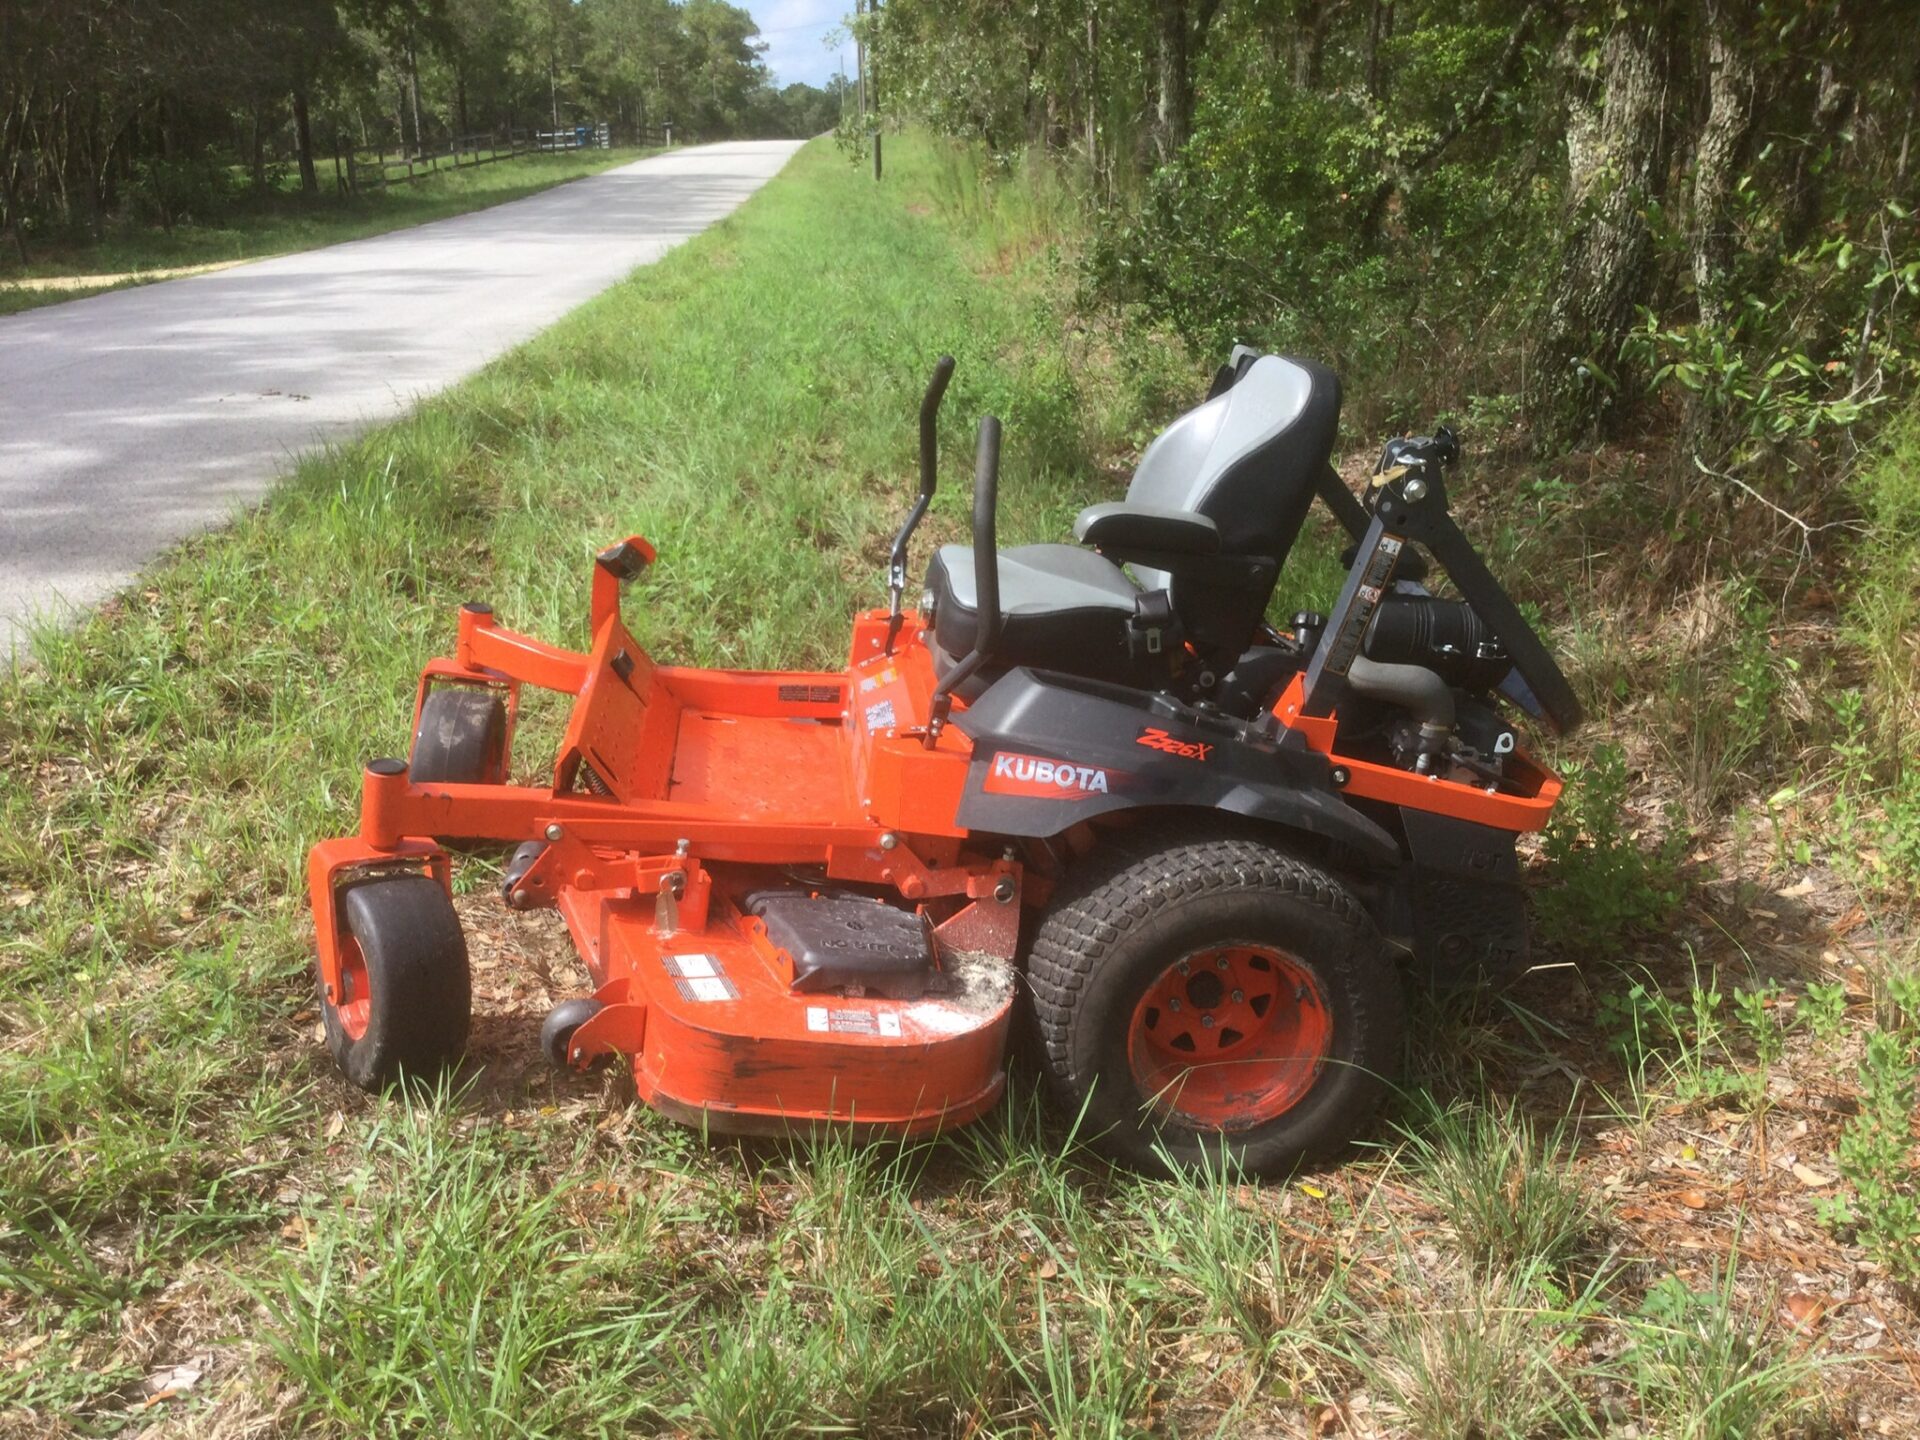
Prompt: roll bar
<box><xmin>926</xmin><ymin>415</ymin><xmax>1002</xmax><ymax>745</ymax></box>
<box><xmin>885</xmin><ymin>355</ymin><xmax>956</xmax><ymax>654</ymax></box>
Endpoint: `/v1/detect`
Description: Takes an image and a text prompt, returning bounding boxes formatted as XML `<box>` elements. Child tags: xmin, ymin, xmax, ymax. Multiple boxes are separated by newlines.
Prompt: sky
<box><xmin>746</xmin><ymin>1</ymin><xmax>855</xmax><ymax>90</ymax></box>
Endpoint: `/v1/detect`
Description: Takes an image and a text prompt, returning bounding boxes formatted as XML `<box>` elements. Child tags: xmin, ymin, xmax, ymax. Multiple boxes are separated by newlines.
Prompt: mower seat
<box><xmin>926</xmin><ymin>353</ymin><xmax>1340</xmax><ymax>691</ymax></box>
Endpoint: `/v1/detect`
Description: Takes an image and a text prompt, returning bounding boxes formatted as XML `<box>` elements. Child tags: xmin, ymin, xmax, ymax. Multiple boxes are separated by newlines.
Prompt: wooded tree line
<box><xmin>0</xmin><ymin>0</ymin><xmax>844</xmax><ymax>252</ymax></box>
<box><xmin>869</xmin><ymin>0</ymin><xmax>1918</xmax><ymax>459</ymax></box>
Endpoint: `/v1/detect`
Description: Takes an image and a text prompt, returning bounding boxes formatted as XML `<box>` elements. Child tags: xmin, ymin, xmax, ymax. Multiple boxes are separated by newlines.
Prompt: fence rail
<box><xmin>347</xmin><ymin>122</ymin><xmax>675</xmax><ymax>191</ymax></box>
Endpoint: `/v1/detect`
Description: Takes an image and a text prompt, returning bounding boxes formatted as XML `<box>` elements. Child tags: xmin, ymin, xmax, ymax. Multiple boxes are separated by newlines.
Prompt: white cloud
<box><xmin>746</xmin><ymin>1</ymin><xmax>855</xmax><ymax>89</ymax></box>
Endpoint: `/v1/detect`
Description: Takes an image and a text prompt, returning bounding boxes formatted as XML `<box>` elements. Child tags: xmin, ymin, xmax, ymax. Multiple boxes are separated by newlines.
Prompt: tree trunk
<box><xmin>1</xmin><ymin>102</ymin><xmax>28</xmax><ymax>264</ymax></box>
<box><xmin>1365</xmin><ymin>1</ymin><xmax>1393</xmax><ymax>99</ymax></box>
<box><xmin>1782</xmin><ymin>62</ymin><xmax>1853</xmax><ymax>250</ymax></box>
<box><xmin>1689</xmin><ymin>0</ymin><xmax>1756</xmax><ymax>331</ymax></box>
<box><xmin>1527</xmin><ymin>13</ymin><xmax>1673</xmax><ymax>447</ymax></box>
<box><xmin>250</xmin><ymin>102</ymin><xmax>267</xmax><ymax>193</ymax></box>
<box><xmin>293</xmin><ymin>86</ymin><xmax>318</xmax><ymax>196</ymax></box>
<box><xmin>1085</xmin><ymin>9</ymin><xmax>1099</xmax><ymax>173</ymax></box>
<box><xmin>1293</xmin><ymin>0</ymin><xmax>1329</xmax><ymax>89</ymax></box>
<box><xmin>1155</xmin><ymin>0</ymin><xmax>1191</xmax><ymax>159</ymax></box>
<box><xmin>409</xmin><ymin>46</ymin><xmax>426</xmax><ymax>157</ymax></box>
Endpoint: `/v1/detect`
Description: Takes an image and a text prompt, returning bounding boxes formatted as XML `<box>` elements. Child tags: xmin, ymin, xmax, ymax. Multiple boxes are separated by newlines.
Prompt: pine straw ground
<box><xmin>3</xmin><ymin>135</ymin><xmax>1918</xmax><ymax>1437</ymax></box>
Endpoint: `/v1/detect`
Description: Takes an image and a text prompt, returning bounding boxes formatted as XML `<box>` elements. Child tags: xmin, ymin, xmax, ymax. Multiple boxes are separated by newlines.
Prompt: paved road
<box><xmin>0</xmin><ymin>140</ymin><xmax>803</xmax><ymax>651</ymax></box>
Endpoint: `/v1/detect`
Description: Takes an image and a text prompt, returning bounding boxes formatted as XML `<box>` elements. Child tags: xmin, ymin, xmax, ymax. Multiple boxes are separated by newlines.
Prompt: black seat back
<box><xmin>1125</xmin><ymin>353</ymin><xmax>1341</xmax><ymax>660</ymax></box>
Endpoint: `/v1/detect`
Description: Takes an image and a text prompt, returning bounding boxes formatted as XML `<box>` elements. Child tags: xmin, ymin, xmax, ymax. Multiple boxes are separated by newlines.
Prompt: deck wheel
<box><xmin>540</xmin><ymin>998</ymin><xmax>605</xmax><ymax>1069</ymax></box>
<box><xmin>1028</xmin><ymin>831</ymin><xmax>1404</xmax><ymax>1177</ymax></box>
<box><xmin>321</xmin><ymin>873</ymin><xmax>471</xmax><ymax>1090</ymax></box>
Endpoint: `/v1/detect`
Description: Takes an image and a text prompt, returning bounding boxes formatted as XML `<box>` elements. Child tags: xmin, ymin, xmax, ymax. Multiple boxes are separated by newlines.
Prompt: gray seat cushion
<box><xmin>926</xmin><ymin>543</ymin><xmax>1158</xmax><ymax>687</ymax></box>
<box><xmin>933</xmin><ymin>543</ymin><xmax>1138</xmax><ymax>615</ymax></box>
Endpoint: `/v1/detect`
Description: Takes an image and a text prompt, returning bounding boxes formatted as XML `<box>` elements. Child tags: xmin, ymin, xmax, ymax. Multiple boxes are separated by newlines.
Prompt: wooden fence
<box><xmin>348</xmin><ymin>122</ymin><xmax>676</xmax><ymax>191</ymax></box>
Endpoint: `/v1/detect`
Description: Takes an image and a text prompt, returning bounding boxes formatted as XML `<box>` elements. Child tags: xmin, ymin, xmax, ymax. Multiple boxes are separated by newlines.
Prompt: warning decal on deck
<box><xmin>806</xmin><ymin>1006</ymin><xmax>903</xmax><ymax>1037</ymax></box>
<box><xmin>662</xmin><ymin>953</ymin><xmax>738</xmax><ymax>1003</ymax></box>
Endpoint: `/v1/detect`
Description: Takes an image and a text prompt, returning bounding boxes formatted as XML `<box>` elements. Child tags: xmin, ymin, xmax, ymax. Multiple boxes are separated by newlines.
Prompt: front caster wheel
<box><xmin>540</xmin><ymin>999</ymin><xmax>605</xmax><ymax>1069</ymax></box>
<box><xmin>1028</xmin><ymin>831</ymin><xmax>1404</xmax><ymax>1178</ymax></box>
<box><xmin>321</xmin><ymin>874</ymin><xmax>472</xmax><ymax>1090</ymax></box>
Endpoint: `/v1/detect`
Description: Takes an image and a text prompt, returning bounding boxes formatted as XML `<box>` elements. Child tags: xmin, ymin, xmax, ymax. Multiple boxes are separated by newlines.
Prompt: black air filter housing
<box><xmin>745</xmin><ymin>892</ymin><xmax>939</xmax><ymax>999</ymax></box>
<box><xmin>1363</xmin><ymin>596</ymin><xmax>1512</xmax><ymax>692</ymax></box>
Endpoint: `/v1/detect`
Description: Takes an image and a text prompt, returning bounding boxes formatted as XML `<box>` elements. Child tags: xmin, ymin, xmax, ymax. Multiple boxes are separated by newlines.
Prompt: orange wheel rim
<box><xmin>336</xmin><ymin>934</ymin><xmax>372</xmax><ymax>1042</ymax></box>
<box><xmin>1126</xmin><ymin>945</ymin><xmax>1332</xmax><ymax>1132</ymax></box>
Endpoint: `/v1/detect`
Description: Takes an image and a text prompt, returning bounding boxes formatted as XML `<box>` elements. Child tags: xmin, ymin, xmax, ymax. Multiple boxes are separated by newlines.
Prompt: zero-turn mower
<box><xmin>307</xmin><ymin>348</ymin><xmax>1582</xmax><ymax>1176</ymax></box>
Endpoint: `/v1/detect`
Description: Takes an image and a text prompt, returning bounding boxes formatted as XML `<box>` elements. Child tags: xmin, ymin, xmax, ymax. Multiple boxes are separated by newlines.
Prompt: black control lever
<box><xmin>926</xmin><ymin>415</ymin><xmax>1002</xmax><ymax>746</ymax></box>
<box><xmin>886</xmin><ymin>355</ymin><xmax>956</xmax><ymax>655</ymax></box>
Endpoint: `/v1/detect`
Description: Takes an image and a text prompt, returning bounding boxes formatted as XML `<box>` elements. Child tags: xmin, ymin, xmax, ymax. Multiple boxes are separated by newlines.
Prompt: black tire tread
<box><xmin>410</xmin><ymin>688</ymin><xmax>508</xmax><ymax>786</ymax></box>
<box><xmin>1027</xmin><ymin>824</ymin><xmax>1399</xmax><ymax>1174</ymax></box>
<box><xmin>1030</xmin><ymin>831</ymin><xmax>1361</xmax><ymax>1083</ymax></box>
<box><xmin>325</xmin><ymin>874</ymin><xmax>471</xmax><ymax>1090</ymax></box>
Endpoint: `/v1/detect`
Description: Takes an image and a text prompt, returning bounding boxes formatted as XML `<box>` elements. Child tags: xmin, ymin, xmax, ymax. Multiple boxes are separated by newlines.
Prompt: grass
<box><xmin>0</xmin><ymin>133</ymin><xmax>1912</xmax><ymax>1434</ymax></box>
<box><xmin>0</xmin><ymin>147</ymin><xmax>654</xmax><ymax>317</ymax></box>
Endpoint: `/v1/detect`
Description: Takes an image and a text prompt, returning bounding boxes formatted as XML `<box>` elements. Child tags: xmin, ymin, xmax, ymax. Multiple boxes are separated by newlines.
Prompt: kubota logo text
<box><xmin>984</xmin><ymin>751</ymin><xmax>1113</xmax><ymax>798</ymax></box>
<box><xmin>1136</xmin><ymin>727</ymin><xmax>1213</xmax><ymax>761</ymax></box>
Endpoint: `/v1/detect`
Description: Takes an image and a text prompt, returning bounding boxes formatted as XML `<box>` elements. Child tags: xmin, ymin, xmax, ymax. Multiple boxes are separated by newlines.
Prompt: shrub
<box><xmin>1534</xmin><ymin>743</ymin><xmax>1686</xmax><ymax>954</ymax></box>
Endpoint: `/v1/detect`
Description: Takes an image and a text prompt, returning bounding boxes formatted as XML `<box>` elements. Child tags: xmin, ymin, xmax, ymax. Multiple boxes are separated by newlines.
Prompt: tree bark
<box><xmin>292</xmin><ymin>85</ymin><xmax>318</xmax><ymax>196</ymax></box>
<box><xmin>1527</xmin><ymin>12</ymin><xmax>1673</xmax><ymax>447</ymax></box>
<box><xmin>1688</xmin><ymin>0</ymin><xmax>1756</xmax><ymax>330</ymax></box>
<box><xmin>1085</xmin><ymin>8</ymin><xmax>1099</xmax><ymax>174</ymax></box>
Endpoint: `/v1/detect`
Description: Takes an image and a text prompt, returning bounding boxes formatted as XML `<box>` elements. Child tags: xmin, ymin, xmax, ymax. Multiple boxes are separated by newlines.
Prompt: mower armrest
<box><xmin>1074</xmin><ymin>503</ymin><xmax>1220</xmax><ymax>556</ymax></box>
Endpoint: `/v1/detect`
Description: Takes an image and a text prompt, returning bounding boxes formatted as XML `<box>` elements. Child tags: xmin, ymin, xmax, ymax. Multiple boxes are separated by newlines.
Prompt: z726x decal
<box><xmin>983</xmin><ymin>751</ymin><xmax>1118</xmax><ymax>798</ymax></box>
<box><xmin>1136</xmin><ymin>726</ymin><xmax>1213</xmax><ymax>761</ymax></box>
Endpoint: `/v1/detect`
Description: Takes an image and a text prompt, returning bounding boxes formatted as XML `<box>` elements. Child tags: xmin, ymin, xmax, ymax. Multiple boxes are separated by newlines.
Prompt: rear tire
<box><xmin>321</xmin><ymin>874</ymin><xmax>472</xmax><ymax>1090</ymax></box>
<box><xmin>410</xmin><ymin>687</ymin><xmax>510</xmax><ymax>849</ymax></box>
<box><xmin>1028</xmin><ymin>830</ymin><xmax>1402</xmax><ymax>1178</ymax></box>
<box><xmin>410</xmin><ymin>687</ymin><xmax>509</xmax><ymax>786</ymax></box>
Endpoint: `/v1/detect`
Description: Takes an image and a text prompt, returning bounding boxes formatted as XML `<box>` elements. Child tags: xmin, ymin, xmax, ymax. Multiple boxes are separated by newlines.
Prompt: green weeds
<box><xmin>1396</xmin><ymin>1097</ymin><xmax>1599</xmax><ymax>1277</ymax></box>
<box><xmin>1822</xmin><ymin>1018</ymin><xmax>1920</xmax><ymax>1287</ymax></box>
<box><xmin>1535</xmin><ymin>743</ymin><xmax>1686</xmax><ymax>954</ymax></box>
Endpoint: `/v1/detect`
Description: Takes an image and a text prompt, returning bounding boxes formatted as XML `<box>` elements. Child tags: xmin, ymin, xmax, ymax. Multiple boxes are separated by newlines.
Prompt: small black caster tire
<box><xmin>541</xmin><ymin>999</ymin><xmax>604</xmax><ymax>1069</ymax></box>
<box><xmin>321</xmin><ymin>873</ymin><xmax>472</xmax><ymax>1090</ymax></box>
<box><xmin>410</xmin><ymin>687</ymin><xmax>509</xmax><ymax>786</ymax></box>
<box><xmin>1028</xmin><ymin>829</ymin><xmax>1403</xmax><ymax>1179</ymax></box>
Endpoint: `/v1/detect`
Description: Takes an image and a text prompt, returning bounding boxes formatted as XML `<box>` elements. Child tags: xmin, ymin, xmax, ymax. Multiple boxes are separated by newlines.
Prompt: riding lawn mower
<box><xmin>307</xmin><ymin>347</ymin><xmax>1582</xmax><ymax>1176</ymax></box>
